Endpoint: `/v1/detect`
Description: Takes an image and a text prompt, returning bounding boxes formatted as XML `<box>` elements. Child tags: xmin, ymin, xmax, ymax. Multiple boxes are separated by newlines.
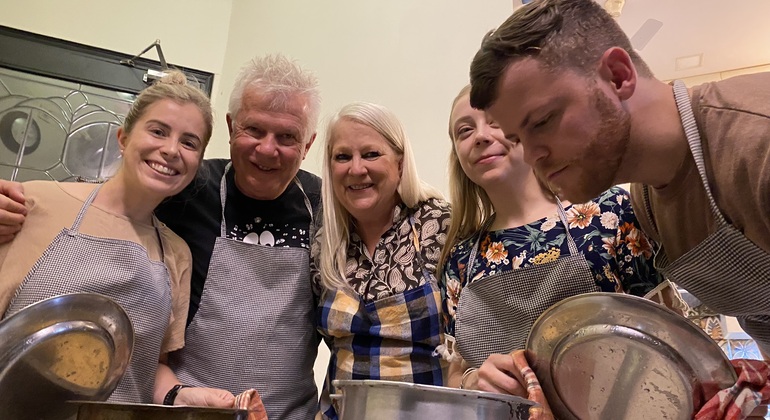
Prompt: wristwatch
<box><xmin>163</xmin><ymin>384</ymin><xmax>193</xmax><ymax>405</ymax></box>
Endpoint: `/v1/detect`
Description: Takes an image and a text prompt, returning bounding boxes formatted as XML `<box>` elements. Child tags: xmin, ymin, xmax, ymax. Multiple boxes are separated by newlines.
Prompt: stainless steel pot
<box><xmin>67</xmin><ymin>401</ymin><xmax>248</xmax><ymax>420</ymax></box>
<box><xmin>332</xmin><ymin>379</ymin><xmax>536</xmax><ymax>420</ymax></box>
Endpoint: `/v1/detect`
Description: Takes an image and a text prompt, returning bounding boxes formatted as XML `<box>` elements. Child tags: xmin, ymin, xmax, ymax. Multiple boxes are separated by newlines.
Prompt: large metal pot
<box><xmin>332</xmin><ymin>379</ymin><xmax>536</xmax><ymax>420</ymax></box>
<box><xmin>67</xmin><ymin>401</ymin><xmax>248</xmax><ymax>420</ymax></box>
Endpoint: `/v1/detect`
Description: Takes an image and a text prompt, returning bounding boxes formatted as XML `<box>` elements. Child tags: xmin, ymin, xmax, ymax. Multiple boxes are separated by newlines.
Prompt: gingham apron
<box><xmin>4</xmin><ymin>183</ymin><xmax>172</xmax><ymax>403</ymax></box>
<box><xmin>640</xmin><ymin>80</ymin><xmax>770</xmax><ymax>354</ymax></box>
<box><xmin>455</xmin><ymin>199</ymin><xmax>598</xmax><ymax>368</ymax></box>
<box><xmin>318</xmin><ymin>215</ymin><xmax>445</xmax><ymax>420</ymax></box>
<box><xmin>169</xmin><ymin>162</ymin><xmax>317</xmax><ymax>420</ymax></box>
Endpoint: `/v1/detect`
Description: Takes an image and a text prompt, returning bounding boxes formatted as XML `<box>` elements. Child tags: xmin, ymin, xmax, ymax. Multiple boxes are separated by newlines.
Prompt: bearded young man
<box><xmin>468</xmin><ymin>0</ymin><xmax>770</xmax><ymax>357</ymax></box>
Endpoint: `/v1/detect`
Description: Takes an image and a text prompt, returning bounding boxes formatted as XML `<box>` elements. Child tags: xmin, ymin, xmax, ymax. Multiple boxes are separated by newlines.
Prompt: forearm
<box><xmin>153</xmin><ymin>356</ymin><xmax>181</xmax><ymax>404</ymax></box>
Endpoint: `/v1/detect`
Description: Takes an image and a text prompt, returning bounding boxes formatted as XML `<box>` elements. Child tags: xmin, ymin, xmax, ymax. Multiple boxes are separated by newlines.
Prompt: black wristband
<box><xmin>163</xmin><ymin>384</ymin><xmax>192</xmax><ymax>406</ymax></box>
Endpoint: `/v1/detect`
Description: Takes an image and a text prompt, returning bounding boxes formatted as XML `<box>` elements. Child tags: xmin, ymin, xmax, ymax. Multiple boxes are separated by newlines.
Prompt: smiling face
<box><xmin>329</xmin><ymin>118</ymin><xmax>402</xmax><ymax>223</ymax></box>
<box><xmin>118</xmin><ymin>98</ymin><xmax>206</xmax><ymax>200</ymax></box>
<box><xmin>227</xmin><ymin>87</ymin><xmax>315</xmax><ymax>200</ymax></box>
<box><xmin>486</xmin><ymin>58</ymin><xmax>631</xmax><ymax>203</ymax></box>
<box><xmin>450</xmin><ymin>93</ymin><xmax>531</xmax><ymax>192</ymax></box>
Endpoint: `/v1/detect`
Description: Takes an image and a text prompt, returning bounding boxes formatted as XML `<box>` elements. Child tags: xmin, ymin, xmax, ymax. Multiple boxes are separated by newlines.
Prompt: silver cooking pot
<box><xmin>332</xmin><ymin>379</ymin><xmax>536</xmax><ymax>420</ymax></box>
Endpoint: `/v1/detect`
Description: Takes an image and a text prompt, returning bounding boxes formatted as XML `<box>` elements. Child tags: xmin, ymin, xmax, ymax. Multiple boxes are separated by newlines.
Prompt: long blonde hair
<box><xmin>318</xmin><ymin>102</ymin><xmax>443</xmax><ymax>291</ymax></box>
<box><xmin>438</xmin><ymin>86</ymin><xmax>494</xmax><ymax>276</ymax></box>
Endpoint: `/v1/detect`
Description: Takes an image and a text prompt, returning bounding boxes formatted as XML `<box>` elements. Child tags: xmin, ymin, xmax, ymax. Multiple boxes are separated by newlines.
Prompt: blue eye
<box><xmin>362</xmin><ymin>151</ymin><xmax>381</xmax><ymax>160</ymax></box>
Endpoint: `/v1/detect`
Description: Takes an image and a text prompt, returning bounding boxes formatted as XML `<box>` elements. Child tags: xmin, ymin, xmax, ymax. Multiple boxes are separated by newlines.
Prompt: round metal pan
<box><xmin>0</xmin><ymin>293</ymin><xmax>133</xmax><ymax>420</ymax></box>
<box><xmin>526</xmin><ymin>292</ymin><xmax>736</xmax><ymax>420</ymax></box>
<box><xmin>333</xmin><ymin>379</ymin><xmax>536</xmax><ymax>419</ymax></box>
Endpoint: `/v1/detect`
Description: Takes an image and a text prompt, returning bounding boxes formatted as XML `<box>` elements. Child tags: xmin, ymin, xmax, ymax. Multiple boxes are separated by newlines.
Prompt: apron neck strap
<box><xmin>70</xmin><ymin>183</ymin><xmax>166</xmax><ymax>261</ymax></box>
<box><xmin>466</xmin><ymin>198</ymin><xmax>579</xmax><ymax>284</ymax></box>
<box><xmin>70</xmin><ymin>183</ymin><xmax>103</xmax><ymax>231</ymax></box>
<box><xmin>219</xmin><ymin>162</ymin><xmax>314</xmax><ymax>238</ymax></box>
<box><xmin>672</xmin><ymin>80</ymin><xmax>727</xmax><ymax>227</ymax></box>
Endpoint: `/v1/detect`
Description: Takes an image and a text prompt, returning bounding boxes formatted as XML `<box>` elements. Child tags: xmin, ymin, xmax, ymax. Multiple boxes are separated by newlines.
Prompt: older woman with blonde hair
<box><xmin>437</xmin><ymin>85</ymin><xmax>662</xmax><ymax>397</ymax></box>
<box><xmin>312</xmin><ymin>102</ymin><xmax>450</xmax><ymax>420</ymax></box>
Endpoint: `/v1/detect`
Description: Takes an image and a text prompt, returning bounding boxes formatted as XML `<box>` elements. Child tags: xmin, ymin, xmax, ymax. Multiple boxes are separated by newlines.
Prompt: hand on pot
<box><xmin>175</xmin><ymin>386</ymin><xmax>236</xmax><ymax>408</ymax></box>
<box><xmin>477</xmin><ymin>352</ymin><xmax>528</xmax><ymax>397</ymax></box>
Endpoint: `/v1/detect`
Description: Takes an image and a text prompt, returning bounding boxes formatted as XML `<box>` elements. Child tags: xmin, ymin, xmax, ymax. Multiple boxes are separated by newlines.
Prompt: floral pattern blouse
<box><xmin>312</xmin><ymin>198</ymin><xmax>451</xmax><ymax>302</ymax></box>
<box><xmin>441</xmin><ymin>187</ymin><xmax>662</xmax><ymax>336</ymax></box>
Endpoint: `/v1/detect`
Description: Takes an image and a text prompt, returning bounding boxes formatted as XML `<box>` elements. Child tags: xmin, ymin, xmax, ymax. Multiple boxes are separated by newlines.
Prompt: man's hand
<box><xmin>0</xmin><ymin>180</ymin><xmax>26</xmax><ymax>243</ymax></box>
<box><xmin>477</xmin><ymin>353</ymin><xmax>528</xmax><ymax>397</ymax></box>
<box><xmin>175</xmin><ymin>386</ymin><xmax>235</xmax><ymax>408</ymax></box>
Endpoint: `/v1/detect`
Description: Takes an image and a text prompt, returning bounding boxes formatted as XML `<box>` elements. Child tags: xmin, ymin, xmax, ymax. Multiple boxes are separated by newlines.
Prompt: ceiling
<box><xmin>513</xmin><ymin>0</ymin><xmax>770</xmax><ymax>81</ymax></box>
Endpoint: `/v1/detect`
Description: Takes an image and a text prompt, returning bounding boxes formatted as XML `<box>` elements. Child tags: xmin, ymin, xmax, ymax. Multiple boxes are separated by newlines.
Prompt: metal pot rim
<box><xmin>333</xmin><ymin>379</ymin><xmax>537</xmax><ymax>406</ymax></box>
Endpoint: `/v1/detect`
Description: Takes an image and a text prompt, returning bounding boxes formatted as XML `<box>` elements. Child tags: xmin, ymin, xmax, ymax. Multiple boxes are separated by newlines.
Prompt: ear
<box><xmin>597</xmin><ymin>47</ymin><xmax>637</xmax><ymax>101</ymax></box>
<box><xmin>302</xmin><ymin>133</ymin><xmax>317</xmax><ymax>160</ymax></box>
<box><xmin>226</xmin><ymin>114</ymin><xmax>234</xmax><ymax>134</ymax></box>
<box><xmin>399</xmin><ymin>158</ymin><xmax>404</xmax><ymax>177</ymax></box>
<box><xmin>117</xmin><ymin>127</ymin><xmax>128</xmax><ymax>152</ymax></box>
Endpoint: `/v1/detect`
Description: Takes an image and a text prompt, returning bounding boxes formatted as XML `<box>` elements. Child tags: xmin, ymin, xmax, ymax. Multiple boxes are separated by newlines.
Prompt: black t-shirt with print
<box><xmin>155</xmin><ymin>158</ymin><xmax>322</xmax><ymax>324</ymax></box>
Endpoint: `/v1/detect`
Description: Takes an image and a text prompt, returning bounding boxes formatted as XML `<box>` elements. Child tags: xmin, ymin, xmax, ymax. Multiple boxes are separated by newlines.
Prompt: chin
<box><xmin>558</xmin><ymin>183</ymin><xmax>607</xmax><ymax>203</ymax></box>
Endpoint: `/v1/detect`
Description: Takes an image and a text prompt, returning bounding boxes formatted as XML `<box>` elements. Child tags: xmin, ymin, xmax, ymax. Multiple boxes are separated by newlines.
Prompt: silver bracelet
<box><xmin>459</xmin><ymin>367</ymin><xmax>478</xmax><ymax>389</ymax></box>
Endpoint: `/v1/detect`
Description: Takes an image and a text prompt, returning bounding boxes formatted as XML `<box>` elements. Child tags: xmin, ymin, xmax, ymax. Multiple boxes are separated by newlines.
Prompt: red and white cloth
<box><xmin>234</xmin><ymin>389</ymin><xmax>268</xmax><ymax>420</ymax></box>
<box><xmin>695</xmin><ymin>359</ymin><xmax>770</xmax><ymax>420</ymax></box>
<box><xmin>510</xmin><ymin>350</ymin><xmax>554</xmax><ymax>420</ymax></box>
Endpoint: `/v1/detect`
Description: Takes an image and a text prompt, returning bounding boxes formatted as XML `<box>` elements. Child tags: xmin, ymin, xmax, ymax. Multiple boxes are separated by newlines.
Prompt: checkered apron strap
<box><xmin>658</xmin><ymin>81</ymin><xmax>770</xmax><ymax>351</ymax></box>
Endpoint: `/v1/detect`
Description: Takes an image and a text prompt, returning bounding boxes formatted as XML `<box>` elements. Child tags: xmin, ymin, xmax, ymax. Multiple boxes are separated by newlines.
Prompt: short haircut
<box><xmin>228</xmin><ymin>54</ymin><xmax>321</xmax><ymax>142</ymax></box>
<box><xmin>470</xmin><ymin>0</ymin><xmax>653</xmax><ymax>110</ymax></box>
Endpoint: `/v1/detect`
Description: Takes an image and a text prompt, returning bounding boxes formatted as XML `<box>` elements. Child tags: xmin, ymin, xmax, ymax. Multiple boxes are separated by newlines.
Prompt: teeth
<box><xmin>148</xmin><ymin>161</ymin><xmax>178</xmax><ymax>176</ymax></box>
<box><xmin>349</xmin><ymin>184</ymin><xmax>372</xmax><ymax>190</ymax></box>
<box><xmin>257</xmin><ymin>165</ymin><xmax>274</xmax><ymax>171</ymax></box>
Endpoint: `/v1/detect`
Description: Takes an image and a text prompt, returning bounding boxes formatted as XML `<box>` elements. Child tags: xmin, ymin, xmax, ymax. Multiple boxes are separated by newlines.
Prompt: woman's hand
<box><xmin>477</xmin><ymin>353</ymin><xmax>527</xmax><ymax>397</ymax></box>
<box><xmin>175</xmin><ymin>386</ymin><xmax>235</xmax><ymax>408</ymax></box>
<box><xmin>0</xmin><ymin>180</ymin><xmax>26</xmax><ymax>243</ymax></box>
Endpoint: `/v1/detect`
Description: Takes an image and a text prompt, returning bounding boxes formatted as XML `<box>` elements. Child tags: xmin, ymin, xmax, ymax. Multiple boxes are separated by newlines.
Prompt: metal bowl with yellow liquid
<box><xmin>0</xmin><ymin>293</ymin><xmax>133</xmax><ymax>420</ymax></box>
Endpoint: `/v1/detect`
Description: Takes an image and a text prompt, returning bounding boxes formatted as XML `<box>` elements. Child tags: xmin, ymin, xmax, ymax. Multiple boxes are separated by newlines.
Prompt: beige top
<box><xmin>0</xmin><ymin>181</ymin><xmax>191</xmax><ymax>353</ymax></box>
<box><xmin>630</xmin><ymin>72</ymin><xmax>770</xmax><ymax>261</ymax></box>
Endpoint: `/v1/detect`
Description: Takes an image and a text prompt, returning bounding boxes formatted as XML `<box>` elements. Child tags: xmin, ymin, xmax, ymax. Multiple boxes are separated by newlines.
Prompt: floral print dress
<box><xmin>441</xmin><ymin>187</ymin><xmax>662</xmax><ymax>338</ymax></box>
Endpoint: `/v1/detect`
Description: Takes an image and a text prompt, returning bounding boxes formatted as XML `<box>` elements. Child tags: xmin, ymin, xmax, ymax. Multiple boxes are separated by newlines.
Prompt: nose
<box><xmin>349</xmin><ymin>156</ymin><xmax>367</xmax><ymax>175</ymax></box>
<box><xmin>161</xmin><ymin>139</ymin><xmax>180</xmax><ymax>159</ymax></box>
<box><xmin>255</xmin><ymin>134</ymin><xmax>279</xmax><ymax>156</ymax></box>
<box><xmin>521</xmin><ymin>137</ymin><xmax>549</xmax><ymax>167</ymax></box>
<box><xmin>475</xmin><ymin>125</ymin><xmax>493</xmax><ymax>145</ymax></box>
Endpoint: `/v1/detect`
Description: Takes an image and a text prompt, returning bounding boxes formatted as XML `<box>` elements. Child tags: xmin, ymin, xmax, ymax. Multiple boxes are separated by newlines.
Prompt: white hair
<box><xmin>228</xmin><ymin>54</ymin><xmax>321</xmax><ymax>141</ymax></box>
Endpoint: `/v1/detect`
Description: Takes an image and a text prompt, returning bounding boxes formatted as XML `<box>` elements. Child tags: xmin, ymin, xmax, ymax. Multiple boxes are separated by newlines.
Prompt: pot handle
<box><xmin>329</xmin><ymin>393</ymin><xmax>344</xmax><ymax>401</ymax></box>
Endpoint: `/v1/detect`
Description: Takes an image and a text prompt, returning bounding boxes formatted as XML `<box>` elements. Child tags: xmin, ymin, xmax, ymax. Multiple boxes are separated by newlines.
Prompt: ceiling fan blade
<box><xmin>630</xmin><ymin>18</ymin><xmax>663</xmax><ymax>51</ymax></box>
